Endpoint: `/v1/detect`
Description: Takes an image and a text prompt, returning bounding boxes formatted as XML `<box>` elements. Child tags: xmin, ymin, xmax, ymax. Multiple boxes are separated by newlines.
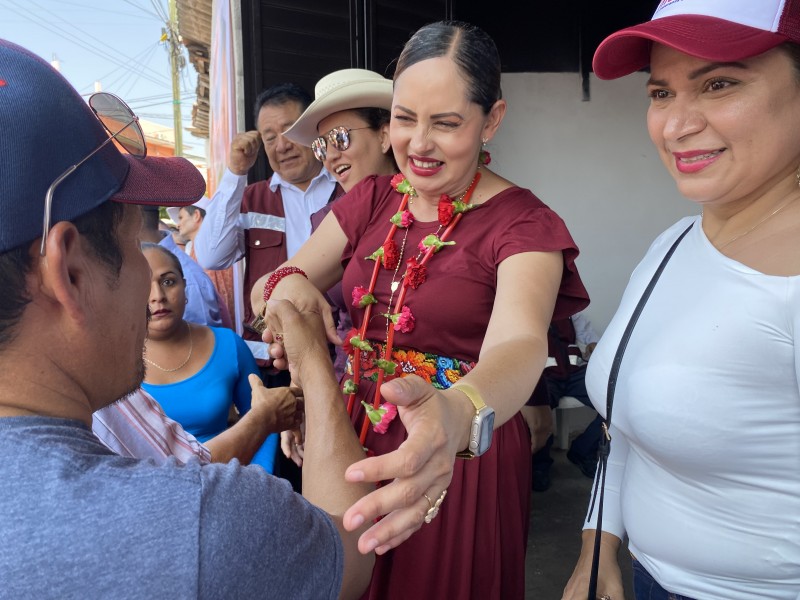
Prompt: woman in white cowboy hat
<box><xmin>564</xmin><ymin>1</ymin><xmax>800</xmax><ymax>599</ymax></box>
<box><xmin>283</xmin><ymin>68</ymin><xmax>397</xmax><ymax>193</ymax></box>
<box><xmin>274</xmin><ymin>68</ymin><xmax>400</xmax><ymax>445</ymax></box>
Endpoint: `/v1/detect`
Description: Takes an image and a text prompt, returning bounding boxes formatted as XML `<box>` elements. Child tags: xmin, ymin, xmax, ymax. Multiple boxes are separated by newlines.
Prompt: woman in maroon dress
<box><xmin>253</xmin><ymin>21</ymin><xmax>589</xmax><ymax>599</ymax></box>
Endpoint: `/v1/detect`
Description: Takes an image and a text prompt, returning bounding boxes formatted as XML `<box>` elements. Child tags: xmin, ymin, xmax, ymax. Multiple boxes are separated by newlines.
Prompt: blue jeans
<box><xmin>632</xmin><ymin>559</ymin><xmax>697</xmax><ymax>600</ymax></box>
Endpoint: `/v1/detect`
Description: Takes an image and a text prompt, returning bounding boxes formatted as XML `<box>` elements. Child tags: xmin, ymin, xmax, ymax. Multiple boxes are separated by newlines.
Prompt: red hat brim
<box><xmin>111</xmin><ymin>154</ymin><xmax>206</xmax><ymax>208</ymax></box>
<box><xmin>593</xmin><ymin>15</ymin><xmax>790</xmax><ymax>80</ymax></box>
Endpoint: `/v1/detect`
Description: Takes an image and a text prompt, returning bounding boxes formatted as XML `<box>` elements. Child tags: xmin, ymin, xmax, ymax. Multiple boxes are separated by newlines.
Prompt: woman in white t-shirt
<box><xmin>564</xmin><ymin>2</ymin><xmax>800</xmax><ymax>600</ymax></box>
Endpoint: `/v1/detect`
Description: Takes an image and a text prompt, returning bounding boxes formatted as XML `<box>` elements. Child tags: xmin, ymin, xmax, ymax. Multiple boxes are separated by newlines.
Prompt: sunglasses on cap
<box><xmin>40</xmin><ymin>92</ymin><xmax>146</xmax><ymax>256</ymax></box>
<box><xmin>311</xmin><ymin>126</ymin><xmax>371</xmax><ymax>162</ymax></box>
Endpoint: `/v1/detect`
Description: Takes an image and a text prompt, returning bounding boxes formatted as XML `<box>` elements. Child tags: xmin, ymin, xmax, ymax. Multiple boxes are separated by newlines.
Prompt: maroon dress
<box><xmin>332</xmin><ymin>175</ymin><xmax>588</xmax><ymax>600</ymax></box>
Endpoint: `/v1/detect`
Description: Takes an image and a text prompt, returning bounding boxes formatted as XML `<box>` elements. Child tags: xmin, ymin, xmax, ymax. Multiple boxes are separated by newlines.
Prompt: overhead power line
<box><xmin>119</xmin><ymin>0</ymin><xmax>163</xmax><ymax>19</ymax></box>
<box><xmin>128</xmin><ymin>94</ymin><xmax>195</xmax><ymax>111</ymax></box>
<box><xmin>54</xmin><ymin>0</ymin><xmax>148</xmax><ymax>20</ymax></box>
<box><xmin>149</xmin><ymin>0</ymin><xmax>170</xmax><ymax>23</ymax></box>
<box><xmin>1</xmin><ymin>0</ymin><xmax>170</xmax><ymax>89</ymax></box>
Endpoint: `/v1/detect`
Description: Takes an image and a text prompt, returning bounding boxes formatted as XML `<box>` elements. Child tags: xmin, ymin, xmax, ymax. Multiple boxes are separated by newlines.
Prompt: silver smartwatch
<box><xmin>453</xmin><ymin>383</ymin><xmax>495</xmax><ymax>459</ymax></box>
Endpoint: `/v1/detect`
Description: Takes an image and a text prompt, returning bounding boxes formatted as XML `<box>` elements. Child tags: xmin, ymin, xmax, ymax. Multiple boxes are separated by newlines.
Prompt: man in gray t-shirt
<box><xmin>0</xmin><ymin>40</ymin><xmax>374</xmax><ymax>599</ymax></box>
<box><xmin>0</xmin><ymin>421</ymin><xmax>342</xmax><ymax>598</ymax></box>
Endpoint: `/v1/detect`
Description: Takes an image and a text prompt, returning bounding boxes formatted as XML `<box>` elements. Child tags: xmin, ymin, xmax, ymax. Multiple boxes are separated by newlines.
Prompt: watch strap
<box><xmin>453</xmin><ymin>382</ymin><xmax>485</xmax><ymax>459</ymax></box>
<box><xmin>451</xmin><ymin>382</ymin><xmax>486</xmax><ymax>412</ymax></box>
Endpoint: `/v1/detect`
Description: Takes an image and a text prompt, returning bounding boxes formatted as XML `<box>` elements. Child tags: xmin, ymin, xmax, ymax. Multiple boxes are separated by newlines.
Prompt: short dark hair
<box><xmin>140</xmin><ymin>242</ymin><xmax>185</xmax><ymax>279</ymax></box>
<box><xmin>0</xmin><ymin>201</ymin><xmax>125</xmax><ymax>349</ymax></box>
<box><xmin>394</xmin><ymin>21</ymin><xmax>502</xmax><ymax>115</ymax></box>
<box><xmin>253</xmin><ymin>83</ymin><xmax>313</xmax><ymax>123</ymax></box>
<box><xmin>183</xmin><ymin>205</ymin><xmax>206</xmax><ymax>220</ymax></box>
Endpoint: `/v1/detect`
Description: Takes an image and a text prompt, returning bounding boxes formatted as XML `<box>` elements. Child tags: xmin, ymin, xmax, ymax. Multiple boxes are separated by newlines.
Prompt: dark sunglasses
<box><xmin>311</xmin><ymin>126</ymin><xmax>370</xmax><ymax>162</ymax></box>
<box><xmin>40</xmin><ymin>92</ymin><xmax>146</xmax><ymax>256</ymax></box>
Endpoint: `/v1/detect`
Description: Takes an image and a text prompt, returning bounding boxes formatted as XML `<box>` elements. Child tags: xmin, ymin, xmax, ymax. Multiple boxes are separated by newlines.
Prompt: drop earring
<box><xmin>479</xmin><ymin>138</ymin><xmax>491</xmax><ymax>166</ymax></box>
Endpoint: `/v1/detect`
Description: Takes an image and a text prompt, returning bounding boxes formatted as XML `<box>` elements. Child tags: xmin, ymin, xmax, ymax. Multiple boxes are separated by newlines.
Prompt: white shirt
<box><xmin>193</xmin><ymin>167</ymin><xmax>336</xmax><ymax>351</ymax></box>
<box><xmin>93</xmin><ymin>389</ymin><xmax>211</xmax><ymax>464</ymax></box>
<box><xmin>271</xmin><ymin>169</ymin><xmax>337</xmax><ymax>258</ymax></box>
<box><xmin>572</xmin><ymin>312</ymin><xmax>600</xmax><ymax>346</ymax></box>
<box><xmin>193</xmin><ymin>167</ymin><xmax>336</xmax><ymax>269</ymax></box>
<box><xmin>584</xmin><ymin>216</ymin><xmax>800</xmax><ymax>599</ymax></box>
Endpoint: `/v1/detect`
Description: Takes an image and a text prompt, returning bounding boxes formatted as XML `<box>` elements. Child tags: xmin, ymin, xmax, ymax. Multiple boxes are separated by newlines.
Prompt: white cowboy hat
<box><xmin>283</xmin><ymin>68</ymin><xmax>393</xmax><ymax>147</ymax></box>
<box><xmin>166</xmin><ymin>195</ymin><xmax>210</xmax><ymax>224</ymax></box>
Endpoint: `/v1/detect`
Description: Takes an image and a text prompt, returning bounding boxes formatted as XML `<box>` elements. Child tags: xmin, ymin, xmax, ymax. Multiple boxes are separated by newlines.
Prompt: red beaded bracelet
<box><xmin>262</xmin><ymin>266</ymin><xmax>308</xmax><ymax>302</ymax></box>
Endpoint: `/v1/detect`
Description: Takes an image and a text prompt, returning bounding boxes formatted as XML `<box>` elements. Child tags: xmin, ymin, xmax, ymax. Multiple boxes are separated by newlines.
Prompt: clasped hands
<box><xmin>262</xmin><ymin>298</ymin><xmax>470</xmax><ymax>555</ymax></box>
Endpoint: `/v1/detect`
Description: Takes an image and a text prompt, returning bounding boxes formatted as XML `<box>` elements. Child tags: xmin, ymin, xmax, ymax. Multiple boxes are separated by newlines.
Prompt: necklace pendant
<box><xmin>390</xmin><ymin>281</ymin><xmax>400</xmax><ymax>293</ymax></box>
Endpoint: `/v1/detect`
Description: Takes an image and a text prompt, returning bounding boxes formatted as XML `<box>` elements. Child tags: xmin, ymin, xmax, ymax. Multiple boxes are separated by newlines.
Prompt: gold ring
<box><xmin>599</xmin><ymin>595</ymin><xmax>613</xmax><ymax>600</ymax></box>
<box><xmin>423</xmin><ymin>489</ymin><xmax>447</xmax><ymax>524</ymax></box>
<box><xmin>274</xmin><ymin>332</ymin><xmax>284</xmax><ymax>342</ymax></box>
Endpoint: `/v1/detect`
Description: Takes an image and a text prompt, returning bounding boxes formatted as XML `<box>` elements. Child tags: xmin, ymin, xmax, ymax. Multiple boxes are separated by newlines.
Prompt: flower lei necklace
<box><xmin>344</xmin><ymin>154</ymin><xmax>489</xmax><ymax>446</ymax></box>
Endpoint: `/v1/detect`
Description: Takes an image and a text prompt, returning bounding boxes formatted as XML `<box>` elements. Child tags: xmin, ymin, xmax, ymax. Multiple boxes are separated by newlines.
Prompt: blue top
<box><xmin>143</xmin><ymin>327</ymin><xmax>278</xmax><ymax>472</ymax></box>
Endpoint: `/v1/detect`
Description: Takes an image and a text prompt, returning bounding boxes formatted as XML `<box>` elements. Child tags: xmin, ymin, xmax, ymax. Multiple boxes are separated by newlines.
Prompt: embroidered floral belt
<box><xmin>345</xmin><ymin>342</ymin><xmax>476</xmax><ymax>390</ymax></box>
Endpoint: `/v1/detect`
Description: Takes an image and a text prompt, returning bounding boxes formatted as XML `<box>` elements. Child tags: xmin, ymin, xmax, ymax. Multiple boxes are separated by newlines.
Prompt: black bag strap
<box><xmin>586</xmin><ymin>222</ymin><xmax>693</xmax><ymax>600</ymax></box>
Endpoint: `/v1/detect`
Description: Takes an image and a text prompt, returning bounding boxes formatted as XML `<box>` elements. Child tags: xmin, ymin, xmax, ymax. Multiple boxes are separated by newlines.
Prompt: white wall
<box><xmin>492</xmin><ymin>72</ymin><xmax>697</xmax><ymax>333</ymax></box>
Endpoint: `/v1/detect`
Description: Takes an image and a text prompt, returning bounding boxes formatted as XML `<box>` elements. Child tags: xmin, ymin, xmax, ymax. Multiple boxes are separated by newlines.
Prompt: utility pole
<box><xmin>165</xmin><ymin>0</ymin><xmax>184</xmax><ymax>156</ymax></box>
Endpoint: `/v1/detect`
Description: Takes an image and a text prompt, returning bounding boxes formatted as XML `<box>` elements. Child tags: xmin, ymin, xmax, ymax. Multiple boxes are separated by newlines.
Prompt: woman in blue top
<box><xmin>141</xmin><ymin>243</ymin><xmax>297</xmax><ymax>472</ymax></box>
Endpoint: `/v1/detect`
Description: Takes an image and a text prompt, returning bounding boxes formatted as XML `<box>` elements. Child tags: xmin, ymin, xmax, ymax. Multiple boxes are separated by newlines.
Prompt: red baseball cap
<box><xmin>593</xmin><ymin>0</ymin><xmax>800</xmax><ymax>80</ymax></box>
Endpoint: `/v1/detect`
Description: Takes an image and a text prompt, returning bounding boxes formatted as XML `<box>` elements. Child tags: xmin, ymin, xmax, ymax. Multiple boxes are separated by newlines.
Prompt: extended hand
<box><xmin>261</xmin><ymin>299</ymin><xmax>335</xmax><ymax>387</ymax></box>
<box><xmin>247</xmin><ymin>374</ymin><xmax>302</xmax><ymax>432</ymax></box>
<box><xmin>341</xmin><ymin>375</ymin><xmax>472</xmax><ymax>554</ymax></box>
<box><xmin>256</xmin><ymin>277</ymin><xmax>340</xmax><ymax>371</ymax></box>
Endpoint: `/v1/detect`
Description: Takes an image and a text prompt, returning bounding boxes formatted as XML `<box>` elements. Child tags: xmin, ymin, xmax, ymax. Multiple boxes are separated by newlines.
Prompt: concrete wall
<box><xmin>492</xmin><ymin>72</ymin><xmax>697</xmax><ymax>333</ymax></box>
